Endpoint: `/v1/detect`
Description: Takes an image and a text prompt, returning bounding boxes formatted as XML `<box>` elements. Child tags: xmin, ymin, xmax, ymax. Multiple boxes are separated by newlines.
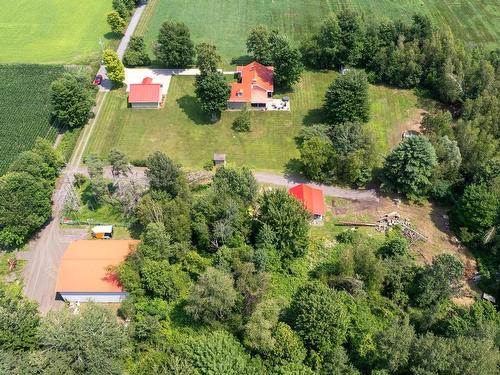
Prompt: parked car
<box><xmin>93</xmin><ymin>74</ymin><xmax>103</xmax><ymax>85</ymax></box>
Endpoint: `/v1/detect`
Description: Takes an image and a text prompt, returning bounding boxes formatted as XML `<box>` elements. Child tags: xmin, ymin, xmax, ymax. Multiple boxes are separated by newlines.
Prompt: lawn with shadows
<box><xmin>85</xmin><ymin>71</ymin><xmax>423</xmax><ymax>172</ymax></box>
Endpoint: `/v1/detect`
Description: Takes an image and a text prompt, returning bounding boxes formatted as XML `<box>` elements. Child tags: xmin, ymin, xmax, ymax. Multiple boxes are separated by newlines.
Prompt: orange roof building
<box><xmin>128</xmin><ymin>77</ymin><xmax>162</xmax><ymax>108</ymax></box>
<box><xmin>288</xmin><ymin>184</ymin><xmax>326</xmax><ymax>219</ymax></box>
<box><xmin>55</xmin><ymin>240</ymin><xmax>138</xmax><ymax>303</ymax></box>
<box><xmin>228</xmin><ymin>61</ymin><xmax>274</xmax><ymax>109</ymax></box>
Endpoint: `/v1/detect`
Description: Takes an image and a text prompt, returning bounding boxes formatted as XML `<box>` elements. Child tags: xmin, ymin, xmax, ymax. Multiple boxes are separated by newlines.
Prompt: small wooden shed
<box><xmin>213</xmin><ymin>153</ymin><xmax>226</xmax><ymax>166</ymax></box>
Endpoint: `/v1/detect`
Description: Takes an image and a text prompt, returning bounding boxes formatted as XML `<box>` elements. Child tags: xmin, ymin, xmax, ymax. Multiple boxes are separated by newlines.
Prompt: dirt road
<box><xmin>254</xmin><ymin>172</ymin><xmax>380</xmax><ymax>202</ymax></box>
<box><xmin>21</xmin><ymin>5</ymin><xmax>145</xmax><ymax>313</ymax></box>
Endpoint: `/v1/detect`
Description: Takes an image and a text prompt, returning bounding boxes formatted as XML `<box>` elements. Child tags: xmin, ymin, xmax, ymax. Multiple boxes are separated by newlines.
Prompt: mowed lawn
<box><xmin>85</xmin><ymin>71</ymin><xmax>420</xmax><ymax>172</ymax></box>
<box><xmin>0</xmin><ymin>0</ymin><xmax>113</xmax><ymax>63</ymax></box>
<box><xmin>139</xmin><ymin>0</ymin><xmax>500</xmax><ymax>63</ymax></box>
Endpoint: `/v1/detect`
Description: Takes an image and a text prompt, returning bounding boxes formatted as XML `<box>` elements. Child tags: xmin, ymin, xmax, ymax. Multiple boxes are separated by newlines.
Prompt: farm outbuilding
<box><xmin>213</xmin><ymin>153</ymin><xmax>226</xmax><ymax>166</ymax></box>
<box><xmin>128</xmin><ymin>77</ymin><xmax>162</xmax><ymax>108</ymax></box>
<box><xmin>288</xmin><ymin>184</ymin><xmax>326</xmax><ymax>220</ymax></box>
<box><xmin>55</xmin><ymin>240</ymin><xmax>138</xmax><ymax>303</ymax></box>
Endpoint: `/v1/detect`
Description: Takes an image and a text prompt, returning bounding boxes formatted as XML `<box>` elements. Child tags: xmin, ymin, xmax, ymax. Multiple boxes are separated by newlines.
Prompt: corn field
<box><xmin>0</xmin><ymin>64</ymin><xmax>64</xmax><ymax>174</ymax></box>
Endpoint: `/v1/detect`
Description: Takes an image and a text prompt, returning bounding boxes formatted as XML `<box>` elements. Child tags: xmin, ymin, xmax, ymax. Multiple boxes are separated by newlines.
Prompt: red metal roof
<box><xmin>55</xmin><ymin>240</ymin><xmax>139</xmax><ymax>293</ymax></box>
<box><xmin>128</xmin><ymin>78</ymin><xmax>162</xmax><ymax>103</ymax></box>
<box><xmin>288</xmin><ymin>184</ymin><xmax>326</xmax><ymax>216</ymax></box>
<box><xmin>229</xmin><ymin>61</ymin><xmax>274</xmax><ymax>103</ymax></box>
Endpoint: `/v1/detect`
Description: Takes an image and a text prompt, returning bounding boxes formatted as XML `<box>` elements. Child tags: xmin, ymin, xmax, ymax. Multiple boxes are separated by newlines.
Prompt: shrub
<box><xmin>232</xmin><ymin>106</ymin><xmax>251</xmax><ymax>132</ymax></box>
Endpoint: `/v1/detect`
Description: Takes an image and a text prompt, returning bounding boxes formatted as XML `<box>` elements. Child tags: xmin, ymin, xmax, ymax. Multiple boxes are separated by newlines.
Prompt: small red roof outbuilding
<box><xmin>128</xmin><ymin>77</ymin><xmax>162</xmax><ymax>105</ymax></box>
<box><xmin>288</xmin><ymin>184</ymin><xmax>326</xmax><ymax>218</ymax></box>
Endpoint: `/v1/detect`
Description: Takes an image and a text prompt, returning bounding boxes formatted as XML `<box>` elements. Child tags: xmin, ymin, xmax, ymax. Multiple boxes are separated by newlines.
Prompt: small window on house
<box><xmin>236</xmin><ymin>90</ymin><xmax>243</xmax><ymax>97</ymax></box>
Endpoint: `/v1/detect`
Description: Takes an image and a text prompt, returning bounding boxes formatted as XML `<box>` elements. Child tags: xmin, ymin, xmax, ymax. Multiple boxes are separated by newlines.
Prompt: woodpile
<box><xmin>337</xmin><ymin>211</ymin><xmax>428</xmax><ymax>243</ymax></box>
<box><xmin>375</xmin><ymin>212</ymin><xmax>427</xmax><ymax>243</ymax></box>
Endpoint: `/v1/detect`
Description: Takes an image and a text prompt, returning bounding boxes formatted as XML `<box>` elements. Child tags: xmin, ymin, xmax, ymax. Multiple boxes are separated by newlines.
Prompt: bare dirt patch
<box><xmin>329</xmin><ymin>196</ymin><xmax>479</xmax><ymax>302</ymax></box>
<box><xmin>389</xmin><ymin>109</ymin><xmax>427</xmax><ymax>149</ymax></box>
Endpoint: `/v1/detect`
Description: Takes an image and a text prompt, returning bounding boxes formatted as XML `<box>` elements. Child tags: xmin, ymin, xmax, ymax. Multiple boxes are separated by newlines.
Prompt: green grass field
<box><xmin>85</xmin><ymin>71</ymin><xmax>420</xmax><ymax>172</ymax></box>
<box><xmin>139</xmin><ymin>0</ymin><xmax>500</xmax><ymax>63</ymax></box>
<box><xmin>0</xmin><ymin>64</ymin><xmax>65</xmax><ymax>174</ymax></box>
<box><xmin>0</xmin><ymin>0</ymin><xmax>114</xmax><ymax>64</ymax></box>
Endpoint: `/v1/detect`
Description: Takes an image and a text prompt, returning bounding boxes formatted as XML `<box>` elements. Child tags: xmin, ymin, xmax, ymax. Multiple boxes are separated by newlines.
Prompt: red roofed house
<box><xmin>55</xmin><ymin>240</ymin><xmax>139</xmax><ymax>303</ymax></box>
<box><xmin>288</xmin><ymin>184</ymin><xmax>326</xmax><ymax>220</ymax></box>
<box><xmin>228</xmin><ymin>61</ymin><xmax>274</xmax><ymax>110</ymax></box>
<box><xmin>128</xmin><ymin>77</ymin><xmax>162</xmax><ymax>108</ymax></box>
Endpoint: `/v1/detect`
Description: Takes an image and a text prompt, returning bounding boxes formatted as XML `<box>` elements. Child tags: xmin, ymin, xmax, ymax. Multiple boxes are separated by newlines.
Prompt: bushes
<box><xmin>232</xmin><ymin>106</ymin><xmax>251</xmax><ymax>132</ymax></box>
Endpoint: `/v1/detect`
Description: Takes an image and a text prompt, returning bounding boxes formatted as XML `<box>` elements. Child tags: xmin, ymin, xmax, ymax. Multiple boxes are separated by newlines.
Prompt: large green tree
<box><xmin>0</xmin><ymin>287</ymin><xmax>40</xmax><ymax>351</ymax></box>
<box><xmin>212</xmin><ymin>166</ymin><xmax>258</xmax><ymax>206</ymax></box>
<box><xmin>290</xmin><ymin>282</ymin><xmax>349</xmax><ymax>354</ymax></box>
<box><xmin>196</xmin><ymin>42</ymin><xmax>221</xmax><ymax>76</ymax></box>
<box><xmin>412</xmin><ymin>254</ymin><xmax>464</xmax><ymax>307</ymax></box>
<box><xmin>323</xmin><ymin>70</ymin><xmax>370</xmax><ymax>125</ymax></box>
<box><xmin>107</xmin><ymin>11</ymin><xmax>127</xmax><ymax>34</ymax></box>
<box><xmin>39</xmin><ymin>304</ymin><xmax>128</xmax><ymax>375</ymax></box>
<box><xmin>184</xmin><ymin>267</ymin><xmax>237</xmax><ymax>324</ymax></box>
<box><xmin>123</xmin><ymin>36</ymin><xmax>151</xmax><ymax>67</ymax></box>
<box><xmin>50</xmin><ymin>72</ymin><xmax>96</xmax><ymax>128</ymax></box>
<box><xmin>246</xmin><ymin>25</ymin><xmax>274</xmax><ymax>66</ymax></box>
<box><xmin>194</xmin><ymin>71</ymin><xmax>230</xmax><ymax>120</ymax></box>
<box><xmin>257</xmin><ymin>189</ymin><xmax>310</xmax><ymax>262</ymax></box>
<box><xmin>453</xmin><ymin>184</ymin><xmax>499</xmax><ymax>241</ymax></box>
<box><xmin>246</xmin><ymin>25</ymin><xmax>303</xmax><ymax>88</ymax></box>
<box><xmin>155</xmin><ymin>21</ymin><xmax>195</xmax><ymax>67</ymax></box>
<box><xmin>382</xmin><ymin>136</ymin><xmax>437</xmax><ymax>201</ymax></box>
<box><xmin>103</xmin><ymin>49</ymin><xmax>125</xmax><ymax>85</ymax></box>
<box><xmin>145</xmin><ymin>151</ymin><xmax>182</xmax><ymax>196</ymax></box>
<box><xmin>140</xmin><ymin>259</ymin><xmax>190</xmax><ymax>301</ymax></box>
<box><xmin>270</xmin><ymin>34</ymin><xmax>303</xmax><ymax>88</ymax></box>
<box><xmin>0</xmin><ymin>172</ymin><xmax>52</xmax><ymax>248</ymax></box>
<box><xmin>184</xmin><ymin>331</ymin><xmax>253</xmax><ymax>375</ymax></box>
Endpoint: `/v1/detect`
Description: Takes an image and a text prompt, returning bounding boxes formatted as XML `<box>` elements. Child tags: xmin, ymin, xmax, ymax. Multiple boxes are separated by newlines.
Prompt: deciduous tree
<box><xmin>155</xmin><ymin>21</ymin><xmax>194</xmax><ymax>67</ymax></box>
<box><xmin>184</xmin><ymin>267</ymin><xmax>237</xmax><ymax>324</ymax></box>
<box><xmin>0</xmin><ymin>172</ymin><xmax>52</xmax><ymax>248</ymax></box>
<box><xmin>194</xmin><ymin>71</ymin><xmax>230</xmax><ymax>120</ymax></box>
<box><xmin>257</xmin><ymin>189</ymin><xmax>310</xmax><ymax>262</ymax></box>
<box><xmin>50</xmin><ymin>73</ymin><xmax>96</xmax><ymax>128</ymax></box>
<box><xmin>196</xmin><ymin>42</ymin><xmax>221</xmax><ymax>76</ymax></box>
<box><xmin>103</xmin><ymin>49</ymin><xmax>125</xmax><ymax>85</ymax></box>
<box><xmin>107</xmin><ymin>11</ymin><xmax>127</xmax><ymax>34</ymax></box>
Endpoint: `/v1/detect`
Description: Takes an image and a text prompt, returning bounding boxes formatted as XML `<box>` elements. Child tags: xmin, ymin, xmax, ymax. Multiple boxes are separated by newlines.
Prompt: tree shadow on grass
<box><xmin>230</xmin><ymin>55</ymin><xmax>253</xmax><ymax>66</ymax></box>
<box><xmin>103</xmin><ymin>32</ymin><xmax>123</xmax><ymax>41</ymax></box>
<box><xmin>303</xmin><ymin>107</ymin><xmax>327</xmax><ymax>126</ymax></box>
<box><xmin>176</xmin><ymin>95</ymin><xmax>211</xmax><ymax>125</ymax></box>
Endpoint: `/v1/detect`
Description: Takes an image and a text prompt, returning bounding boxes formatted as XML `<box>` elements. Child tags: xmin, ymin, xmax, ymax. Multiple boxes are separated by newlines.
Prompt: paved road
<box><xmin>22</xmin><ymin>6</ymin><xmax>145</xmax><ymax>314</ymax></box>
<box><xmin>254</xmin><ymin>172</ymin><xmax>380</xmax><ymax>202</ymax></box>
<box><xmin>117</xmin><ymin>3</ymin><xmax>146</xmax><ymax>60</ymax></box>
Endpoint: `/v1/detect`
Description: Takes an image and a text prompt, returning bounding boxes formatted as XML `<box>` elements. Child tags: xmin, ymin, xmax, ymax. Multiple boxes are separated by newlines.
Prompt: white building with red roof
<box><xmin>228</xmin><ymin>61</ymin><xmax>274</xmax><ymax>110</ymax></box>
<box><xmin>128</xmin><ymin>77</ymin><xmax>162</xmax><ymax>108</ymax></box>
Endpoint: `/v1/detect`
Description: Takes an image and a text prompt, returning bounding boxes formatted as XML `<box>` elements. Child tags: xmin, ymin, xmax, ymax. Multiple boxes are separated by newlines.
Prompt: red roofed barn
<box><xmin>288</xmin><ymin>184</ymin><xmax>326</xmax><ymax>220</ymax></box>
<box><xmin>128</xmin><ymin>77</ymin><xmax>162</xmax><ymax>108</ymax></box>
<box><xmin>228</xmin><ymin>61</ymin><xmax>274</xmax><ymax>110</ymax></box>
<box><xmin>55</xmin><ymin>240</ymin><xmax>138</xmax><ymax>303</ymax></box>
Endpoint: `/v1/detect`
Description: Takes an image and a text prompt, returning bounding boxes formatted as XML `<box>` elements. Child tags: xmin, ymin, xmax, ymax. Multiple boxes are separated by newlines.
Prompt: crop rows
<box><xmin>0</xmin><ymin>64</ymin><xmax>64</xmax><ymax>174</ymax></box>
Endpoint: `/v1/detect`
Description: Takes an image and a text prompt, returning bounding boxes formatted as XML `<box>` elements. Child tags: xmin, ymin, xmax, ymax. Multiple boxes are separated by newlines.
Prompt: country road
<box><xmin>77</xmin><ymin>166</ymin><xmax>380</xmax><ymax>203</ymax></box>
<box><xmin>21</xmin><ymin>5</ymin><xmax>145</xmax><ymax>314</ymax></box>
